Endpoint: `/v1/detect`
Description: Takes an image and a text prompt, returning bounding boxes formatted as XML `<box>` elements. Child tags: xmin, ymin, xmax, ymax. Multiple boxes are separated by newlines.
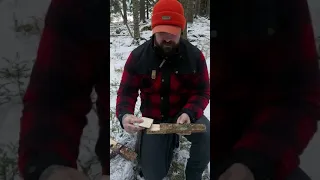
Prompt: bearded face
<box><xmin>154</xmin><ymin>32</ymin><xmax>180</xmax><ymax>56</ymax></box>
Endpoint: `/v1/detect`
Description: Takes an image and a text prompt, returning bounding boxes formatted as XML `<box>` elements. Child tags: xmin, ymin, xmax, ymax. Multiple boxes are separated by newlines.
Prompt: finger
<box><xmin>124</xmin><ymin>124</ymin><xmax>137</xmax><ymax>133</ymax></box>
<box><xmin>127</xmin><ymin>124</ymin><xmax>144</xmax><ymax>131</ymax></box>
<box><xmin>186</xmin><ymin>118</ymin><xmax>191</xmax><ymax>124</ymax></box>
<box><xmin>176</xmin><ymin>116</ymin><xmax>182</xmax><ymax>124</ymax></box>
<box><xmin>179</xmin><ymin>118</ymin><xmax>187</xmax><ymax>124</ymax></box>
<box><xmin>124</xmin><ymin>125</ymin><xmax>133</xmax><ymax>133</ymax></box>
<box><xmin>131</xmin><ymin>117</ymin><xmax>144</xmax><ymax>123</ymax></box>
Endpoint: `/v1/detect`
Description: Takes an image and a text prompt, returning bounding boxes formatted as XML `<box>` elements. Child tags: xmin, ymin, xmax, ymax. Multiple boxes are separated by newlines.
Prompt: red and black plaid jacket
<box><xmin>18</xmin><ymin>1</ymin><xmax>109</xmax><ymax>179</ymax></box>
<box><xmin>211</xmin><ymin>0</ymin><xmax>320</xmax><ymax>179</ymax></box>
<box><xmin>116</xmin><ymin>37</ymin><xmax>210</xmax><ymax>127</ymax></box>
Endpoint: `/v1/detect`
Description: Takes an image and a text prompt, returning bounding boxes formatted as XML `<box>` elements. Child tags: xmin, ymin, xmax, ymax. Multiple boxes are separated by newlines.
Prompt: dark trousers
<box><xmin>139</xmin><ymin>116</ymin><xmax>211</xmax><ymax>180</ymax></box>
<box><xmin>286</xmin><ymin>168</ymin><xmax>311</xmax><ymax>180</ymax></box>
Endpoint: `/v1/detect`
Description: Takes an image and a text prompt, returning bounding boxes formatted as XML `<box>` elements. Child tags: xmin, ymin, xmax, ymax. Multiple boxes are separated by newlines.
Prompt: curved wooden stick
<box><xmin>146</xmin><ymin>123</ymin><xmax>206</xmax><ymax>134</ymax></box>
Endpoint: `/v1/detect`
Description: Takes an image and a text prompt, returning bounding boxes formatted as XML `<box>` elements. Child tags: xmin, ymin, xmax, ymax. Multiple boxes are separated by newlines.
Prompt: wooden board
<box><xmin>139</xmin><ymin>117</ymin><xmax>154</xmax><ymax>128</ymax></box>
<box><xmin>110</xmin><ymin>138</ymin><xmax>137</xmax><ymax>161</ymax></box>
<box><xmin>146</xmin><ymin>123</ymin><xmax>206</xmax><ymax>134</ymax></box>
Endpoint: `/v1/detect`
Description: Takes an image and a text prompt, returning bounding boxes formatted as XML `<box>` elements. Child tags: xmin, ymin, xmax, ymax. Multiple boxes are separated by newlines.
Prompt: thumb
<box><xmin>133</xmin><ymin>117</ymin><xmax>144</xmax><ymax>123</ymax></box>
<box><xmin>177</xmin><ymin>116</ymin><xmax>184</xmax><ymax>124</ymax></box>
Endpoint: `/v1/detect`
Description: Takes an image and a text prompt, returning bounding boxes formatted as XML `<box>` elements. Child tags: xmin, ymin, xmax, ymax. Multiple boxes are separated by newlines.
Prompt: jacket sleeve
<box><xmin>181</xmin><ymin>51</ymin><xmax>210</xmax><ymax>122</ymax></box>
<box><xmin>116</xmin><ymin>53</ymin><xmax>140</xmax><ymax>128</ymax></box>
<box><xmin>231</xmin><ymin>0</ymin><xmax>320</xmax><ymax>179</ymax></box>
<box><xmin>18</xmin><ymin>1</ymin><xmax>107</xmax><ymax>179</ymax></box>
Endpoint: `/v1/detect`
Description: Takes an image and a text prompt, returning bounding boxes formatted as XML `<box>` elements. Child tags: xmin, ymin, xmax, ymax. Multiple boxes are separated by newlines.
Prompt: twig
<box><xmin>114</xmin><ymin>1</ymin><xmax>134</xmax><ymax>39</ymax></box>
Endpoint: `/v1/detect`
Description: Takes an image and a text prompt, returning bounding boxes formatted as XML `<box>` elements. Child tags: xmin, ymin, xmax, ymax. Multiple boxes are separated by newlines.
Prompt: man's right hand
<box><xmin>122</xmin><ymin>114</ymin><xmax>145</xmax><ymax>133</ymax></box>
<box><xmin>39</xmin><ymin>165</ymin><xmax>89</xmax><ymax>180</ymax></box>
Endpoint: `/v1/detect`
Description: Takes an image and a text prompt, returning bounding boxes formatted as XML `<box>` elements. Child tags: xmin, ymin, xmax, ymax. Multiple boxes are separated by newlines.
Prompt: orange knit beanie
<box><xmin>151</xmin><ymin>0</ymin><xmax>186</xmax><ymax>35</ymax></box>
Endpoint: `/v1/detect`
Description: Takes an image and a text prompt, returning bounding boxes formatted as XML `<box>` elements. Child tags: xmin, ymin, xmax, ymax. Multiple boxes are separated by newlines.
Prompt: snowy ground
<box><xmin>109</xmin><ymin>16</ymin><xmax>211</xmax><ymax>180</ymax></box>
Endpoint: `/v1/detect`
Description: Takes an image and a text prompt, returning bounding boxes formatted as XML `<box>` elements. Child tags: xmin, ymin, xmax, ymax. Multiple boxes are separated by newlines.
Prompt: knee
<box><xmin>188</xmin><ymin>127</ymin><xmax>210</xmax><ymax>149</ymax></box>
<box><xmin>200</xmin><ymin>128</ymin><xmax>210</xmax><ymax>148</ymax></box>
<box><xmin>142</xmin><ymin>169</ymin><xmax>167</xmax><ymax>180</ymax></box>
<box><xmin>195</xmin><ymin>116</ymin><xmax>210</xmax><ymax>143</ymax></box>
<box><xmin>196</xmin><ymin>115</ymin><xmax>210</xmax><ymax>131</ymax></box>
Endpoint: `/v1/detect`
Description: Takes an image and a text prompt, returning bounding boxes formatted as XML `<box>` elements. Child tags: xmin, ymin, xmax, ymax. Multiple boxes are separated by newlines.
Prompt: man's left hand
<box><xmin>218</xmin><ymin>163</ymin><xmax>254</xmax><ymax>180</ymax></box>
<box><xmin>176</xmin><ymin>113</ymin><xmax>191</xmax><ymax>124</ymax></box>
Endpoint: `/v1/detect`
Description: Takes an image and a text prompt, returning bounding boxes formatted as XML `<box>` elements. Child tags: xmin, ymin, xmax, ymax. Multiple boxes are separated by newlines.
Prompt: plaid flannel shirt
<box><xmin>18</xmin><ymin>0</ymin><xmax>109</xmax><ymax>179</ymax></box>
<box><xmin>116</xmin><ymin>38</ymin><xmax>210</xmax><ymax>127</ymax></box>
<box><xmin>211</xmin><ymin>0</ymin><xmax>320</xmax><ymax>179</ymax></box>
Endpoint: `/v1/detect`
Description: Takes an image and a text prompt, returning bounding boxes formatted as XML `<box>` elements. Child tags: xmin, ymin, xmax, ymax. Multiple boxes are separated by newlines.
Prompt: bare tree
<box><xmin>207</xmin><ymin>0</ymin><xmax>210</xmax><ymax>18</ymax></box>
<box><xmin>122</xmin><ymin>0</ymin><xmax>128</xmax><ymax>24</ymax></box>
<box><xmin>113</xmin><ymin>0</ymin><xmax>134</xmax><ymax>38</ymax></box>
<box><xmin>194</xmin><ymin>0</ymin><xmax>200</xmax><ymax>18</ymax></box>
<box><xmin>0</xmin><ymin>52</ymin><xmax>31</xmax><ymax>103</ymax></box>
<box><xmin>133</xmin><ymin>0</ymin><xmax>140</xmax><ymax>41</ymax></box>
<box><xmin>199</xmin><ymin>0</ymin><xmax>206</xmax><ymax>16</ymax></box>
<box><xmin>187</xmin><ymin>0</ymin><xmax>194</xmax><ymax>23</ymax></box>
<box><xmin>146</xmin><ymin>0</ymin><xmax>149</xmax><ymax>19</ymax></box>
<box><xmin>140</xmin><ymin>0</ymin><xmax>146</xmax><ymax>23</ymax></box>
<box><xmin>180</xmin><ymin>0</ymin><xmax>188</xmax><ymax>40</ymax></box>
<box><xmin>0</xmin><ymin>142</ymin><xmax>19</xmax><ymax>180</ymax></box>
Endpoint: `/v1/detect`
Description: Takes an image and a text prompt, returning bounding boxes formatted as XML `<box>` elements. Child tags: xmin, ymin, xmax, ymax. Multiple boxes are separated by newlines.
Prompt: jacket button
<box><xmin>175</xmin><ymin>71</ymin><xmax>178</xmax><ymax>74</ymax></box>
<box><xmin>161</xmin><ymin>97</ymin><xmax>163</xmax><ymax>100</ymax></box>
<box><xmin>162</xmin><ymin>79</ymin><xmax>164</xmax><ymax>82</ymax></box>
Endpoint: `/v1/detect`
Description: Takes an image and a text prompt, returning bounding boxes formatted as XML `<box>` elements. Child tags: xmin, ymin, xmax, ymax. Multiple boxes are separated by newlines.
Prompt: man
<box><xmin>18</xmin><ymin>0</ymin><xmax>110</xmax><ymax>180</ymax></box>
<box><xmin>116</xmin><ymin>0</ymin><xmax>210</xmax><ymax>180</ymax></box>
<box><xmin>211</xmin><ymin>0</ymin><xmax>320</xmax><ymax>180</ymax></box>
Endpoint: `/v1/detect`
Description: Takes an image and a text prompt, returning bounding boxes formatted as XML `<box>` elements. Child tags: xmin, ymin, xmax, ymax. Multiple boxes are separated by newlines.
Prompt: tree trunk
<box><xmin>195</xmin><ymin>0</ymin><xmax>200</xmax><ymax>17</ymax></box>
<box><xmin>200</xmin><ymin>0</ymin><xmax>206</xmax><ymax>16</ymax></box>
<box><xmin>181</xmin><ymin>0</ymin><xmax>188</xmax><ymax>40</ymax></box>
<box><xmin>187</xmin><ymin>0</ymin><xmax>194</xmax><ymax>23</ymax></box>
<box><xmin>207</xmin><ymin>0</ymin><xmax>210</xmax><ymax>19</ymax></box>
<box><xmin>140</xmin><ymin>0</ymin><xmax>146</xmax><ymax>23</ymax></box>
<box><xmin>146</xmin><ymin>0</ymin><xmax>149</xmax><ymax>19</ymax></box>
<box><xmin>109</xmin><ymin>3</ymin><xmax>111</xmax><ymax>23</ymax></box>
<box><xmin>115</xmin><ymin>0</ymin><xmax>134</xmax><ymax>38</ymax></box>
<box><xmin>122</xmin><ymin>0</ymin><xmax>127</xmax><ymax>24</ymax></box>
<box><xmin>133</xmin><ymin>0</ymin><xmax>140</xmax><ymax>41</ymax></box>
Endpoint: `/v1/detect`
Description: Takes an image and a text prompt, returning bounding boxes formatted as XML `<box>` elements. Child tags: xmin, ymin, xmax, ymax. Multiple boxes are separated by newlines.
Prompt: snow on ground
<box><xmin>109</xmin><ymin>17</ymin><xmax>210</xmax><ymax>180</ymax></box>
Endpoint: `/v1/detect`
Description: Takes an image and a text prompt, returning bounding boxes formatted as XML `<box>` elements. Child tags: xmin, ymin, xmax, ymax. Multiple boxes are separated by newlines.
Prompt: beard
<box><xmin>155</xmin><ymin>40</ymin><xmax>179</xmax><ymax>56</ymax></box>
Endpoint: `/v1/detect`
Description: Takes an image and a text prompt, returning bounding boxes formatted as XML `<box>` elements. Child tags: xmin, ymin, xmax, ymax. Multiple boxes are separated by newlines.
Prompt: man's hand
<box><xmin>39</xmin><ymin>165</ymin><xmax>89</xmax><ymax>180</ymax></box>
<box><xmin>218</xmin><ymin>163</ymin><xmax>254</xmax><ymax>180</ymax></box>
<box><xmin>176</xmin><ymin>113</ymin><xmax>191</xmax><ymax>135</ymax></box>
<box><xmin>176</xmin><ymin>113</ymin><xmax>191</xmax><ymax>124</ymax></box>
<box><xmin>122</xmin><ymin>114</ymin><xmax>145</xmax><ymax>133</ymax></box>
